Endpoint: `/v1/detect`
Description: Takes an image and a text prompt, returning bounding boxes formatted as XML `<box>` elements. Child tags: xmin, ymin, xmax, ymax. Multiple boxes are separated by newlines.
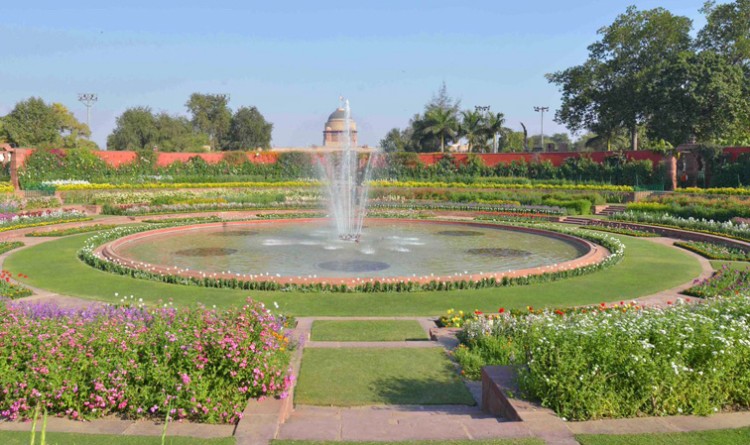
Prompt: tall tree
<box><xmin>185</xmin><ymin>93</ymin><xmax>232</xmax><ymax>151</ymax></box>
<box><xmin>698</xmin><ymin>0</ymin><xmax>750</xmax><ymax>68</ymax></box>
<box><xmin>548</xmin><ymin>6</ymin><xmax>693</xmax><ymax>150</ymax></box>
<box><xmin>379</xmin><ymin>128</ymin><xmax>408</xmax><ymax>152</ymax></box>
<box><xmin>107</xmin><ymin>107</ymin><xmax>159</xmax><ymax>151</ymax></box>
<box><xmin>225</xmin><ymin>106</ymin><xmax>273</xmax><ymax>150</ymax></box>
<box><xmin>2</xmin><ymin>97</ymin><xmax>92</xmax><ymax>148</ymax></box>
<box><xmin>483</xmin><ymin>112</ymin><xmax>506</xmax><ymax>153</ymax></box>
<box><xmin>460</xmin><ymin>110</ymin><xmax>485</xmax><ymax>152</ymax></box>
<box><xmin>422</xmin><ymin>107</ymin><xmax>459</xmax><ymax>153</ymax></box>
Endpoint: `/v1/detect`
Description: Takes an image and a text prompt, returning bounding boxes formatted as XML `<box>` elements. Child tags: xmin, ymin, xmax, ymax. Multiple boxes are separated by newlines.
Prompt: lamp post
<box><xmin>78</xmin><ymin>93</ymin><xmax>98</xmax><ymax>133</ymax></box>
<box><xmin>475</xmin><ymin>105</ymin><xmax>492</xmax><ymax>152</ymax></box>
<box><xmin>533</xmin><ymin>106</ymin><xmax>549</xmax><ymax>151</ymax></box>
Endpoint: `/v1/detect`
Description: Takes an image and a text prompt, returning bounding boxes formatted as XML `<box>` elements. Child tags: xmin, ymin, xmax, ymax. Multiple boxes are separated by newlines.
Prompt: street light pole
<box><xmin>78</xmin><ymin>93</ymin><xmax>98</xmax><ymax>132</ymax></box>
<box><xmin>533</xmin><ymin>106</ymin><xmax>549</xmax><ymax>151</ymax></box>
<box><xmin>475</xmin><ymin>105</ymin><xmax>492</xmax><ymax>152</ymax></box>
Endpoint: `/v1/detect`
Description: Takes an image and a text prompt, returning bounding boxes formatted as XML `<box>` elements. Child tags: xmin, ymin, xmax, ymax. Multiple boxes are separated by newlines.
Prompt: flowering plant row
<box><xmin>25</xmin><ymin>224</ymin><xmax>118</xmax><ymax>237</ymax></box>
<box><xmin>77</xmin><ymin>221</ymin><xmax>624</xmax><ymax>293</ymax></box>
<box><xmin>683</xmin><ymin>266</ymin><xmax>750</xmax><ymax>298</ymax></box>
<box><xmin>676</xmin><ymin>186</ymin><xmax>750</xmax><ymax>196</ymax></box>
<box><xmin>369</xmin><ymin>202</ymin><xmax>567</xmax><ymax>216</ymax></box>
<box><xmin>674</xmin><ymin>241</ymin><xmax>750</xmax><ymax>262</ymax></box>
<box><xmin>0</xmin><ymin>270</ymin><xmax>32</xmax><ymax>299</ymax></box>
<box><xmin>370</xmin><ymin>179</ymin><xmax>634</xmax><ymax>192</ymax></box>
<box><xmin>0</xmin><ymin>209</ymin><xmax>91</xmax><ymax>233</ymax></box>
<box><xmin>454</xmin><ymin>295</ymin><xmax>750</xmax><ymax>420</ymax></box>
<box><xmin>580</xmin><ymin>225</ymin><xmax>660</xmax><ymax>238</ymax></box>
<box><xmin>54</xmin><ymin>180</ymin><xmax>319</xmax><ymax>191</ymax></box>
<box><xmin>102</xmin><ymin>201</ymin><xmax>320</xmax><ymax>216</ymax></box>
<box><xmin>0</xmin><ymin>298</ymin><xmax>291</xmax><ymax>423</ymax></box>
<box><xmin>0</xmin><ymin>241</ymin><xmax>24</xmax><ymax>255</ymax></box>
<box><xmin>0</xmin><ymin>183</ymin><xmax>14</xmax><ymax>193</ymax></box>
<box><xmin>611</xmin><ymin>211</ymin><xmax>750</xmax><ymax>242</ymax></box>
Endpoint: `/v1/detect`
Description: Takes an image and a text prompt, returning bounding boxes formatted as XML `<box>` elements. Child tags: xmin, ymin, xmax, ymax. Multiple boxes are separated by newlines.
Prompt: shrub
<box><xmin>0</xmin><ymin>298</ymin><xmax>292</xmax><ymax>423</ymax></box>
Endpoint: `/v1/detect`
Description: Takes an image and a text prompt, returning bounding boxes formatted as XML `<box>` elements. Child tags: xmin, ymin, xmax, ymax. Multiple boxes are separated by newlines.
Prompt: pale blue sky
<box><xmin>1</xmin><ymin>0</ymin><xmax>713</xmax><ymax>149</ymax></box>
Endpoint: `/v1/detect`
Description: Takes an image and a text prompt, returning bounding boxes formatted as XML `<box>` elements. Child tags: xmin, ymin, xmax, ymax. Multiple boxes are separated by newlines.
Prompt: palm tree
<box><xmin>483</xmin><ymin>112</ymin><xmax>506</xmax><ymax>153</ymax></box>
<box><xmin>423</xmin><ymin>108</ymin><xmax>459</xmax><ymax>152</ymax></box>
<box><xmin>461</xmin><ymin>110</ymin><xmax>484</xmax><ymax>152</ymax></box>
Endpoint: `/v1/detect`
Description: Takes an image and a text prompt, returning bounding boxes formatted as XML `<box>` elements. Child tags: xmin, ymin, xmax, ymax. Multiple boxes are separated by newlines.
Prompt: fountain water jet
<box><xmin>319</xmin><ymin>98</ymin><xmax>378</xmax><ymax>241</ymax></box>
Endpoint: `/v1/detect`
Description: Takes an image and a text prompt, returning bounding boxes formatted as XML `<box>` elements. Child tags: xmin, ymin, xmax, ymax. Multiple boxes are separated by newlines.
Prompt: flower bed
<box><xmin>25</xmin><ymin>224</ymin><xmax>118</xmax><ymax>237</ymax></box>
<box><xmin>0</xmin><ymin>241</ymin><xmax>24</xmax><ymax>255</ymax></box>
<box><xmin>677</xmin><ymin>187</ymin><xmax>750</xmax><ymax>196</ymax></box>
<box><xmin>0</xmin><ymin>183</ymin><xmax>14</xmax><ymax>193</ymax></box>
<box><xmin>0</xmin><ymin>270</ymin><xmax>32</xmax><ymax>299</ymax></box>
<box><xmin>611</xmin><ymin>211</ymin><xmax>750</xmax><ymax>242</ymax></box>
<box><xmin>54</xmin><ymin>180</ymin><xmax>319</xmax><ymax>191</ymax></box>
<box><xmin>674</xmin><ymin>241</ymin><xmax>750</xmax><ymax>261</ymax></box>
<box><xmin>0</xmin><ymin>298</ymin><xmax>291</xmax><ymax>423</ymax></box>
<box><xmin>580</xmin><ymin>226</ymin><xmax>660</xmax><ymax>238</ymax></box>
<box><xmin>78</xmin><ymin>220</ymin><xmax>624</xmax><ymax>293</ymax></box>
<box><xmin>455</xmin><ymin>295</ymin><xmax>750</xmax><ymax>420</ymax></box>
<box><xmin>371</xmin><ymin>180</ymin><xmax>634</xmax><ymax>192</ymax></box>
<box><xmin>0</xmin><ymin>210</ymin><xmax>91</xmax><ymax>233</ymax></box>
<box><xmin>684</xmin><ymin>266</ymin><xmax>750</xmax><ymax>298</ymax></box>
<box><xmin>102</xmin><ymin>201</ymin><xmax>320</xmax><ymax>216</ymax></box>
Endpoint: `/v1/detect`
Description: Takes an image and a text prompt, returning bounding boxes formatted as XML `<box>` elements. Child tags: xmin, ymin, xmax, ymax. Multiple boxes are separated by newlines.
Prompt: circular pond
<box><xmin>101</xmin><ymin>219</ymin><xmax>598</xmax><ymax>283</ymax></box>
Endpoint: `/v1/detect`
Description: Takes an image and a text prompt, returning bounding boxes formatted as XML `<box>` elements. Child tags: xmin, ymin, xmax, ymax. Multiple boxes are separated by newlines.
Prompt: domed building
<box><xmin>323</xmin><ymin>107</ymin><xmax>358</xmax><ymax>148</ymax></box>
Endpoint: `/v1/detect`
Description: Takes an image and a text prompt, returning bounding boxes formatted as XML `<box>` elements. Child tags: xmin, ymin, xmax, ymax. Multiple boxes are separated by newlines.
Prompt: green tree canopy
<box><xmin>1</xmin><ymin>97</ymin><xmax>93</xmax><ymax>148</ymax></box>
<box><xmin>107</xmin><ymin>107</ymin><xmax>210</xmax><ymax>151</ymax></box>
<box><xmin>698</xmin><ymin>0</ymin><xmax>750</xmax><ymax>68</ymax></box>
<box><xmin>185</xmin><ymin>93</ymin><xmax>232</xmax><ymax>151</ymax></box>
<box><xmin>225</xmin><ymin>106</ymin><xmax>273</xmax><ymax>150</ymax></box>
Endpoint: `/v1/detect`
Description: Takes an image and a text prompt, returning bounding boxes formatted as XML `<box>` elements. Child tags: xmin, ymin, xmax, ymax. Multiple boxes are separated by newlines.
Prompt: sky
<box><xmin>1</xmin><ymin>0</ymin><xmax>715</xmax><ymax>149</ymax></box>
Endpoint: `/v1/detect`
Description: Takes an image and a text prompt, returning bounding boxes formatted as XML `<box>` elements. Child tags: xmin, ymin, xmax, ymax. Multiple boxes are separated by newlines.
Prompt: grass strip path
<box><xmin>294</xmin><ymin>348</ymin><xmax>475</xmax><ymax>406</ymax></box>
<box><xmin>576</xmin><ymin>426</ymin><xmax>750</xmax><ymax>445</ymax></box>
<box><xmin>710</xmin><ymin>260</ymin><xmax>750</xmax><ymax>272</ymax></box>
<box><xmin>5</xmin><ymin>234</ymin><xmax>701</xmax><ymax>316</ymax></box>
<box><xmin>0</xmin><ymin>431</ymin><xmax>234</xmax><ymax>445</ymax></box>
<box><xmin>311</xmin><ymin>320</ymin><xmax>428</xmax><ymax>341</ymax></box>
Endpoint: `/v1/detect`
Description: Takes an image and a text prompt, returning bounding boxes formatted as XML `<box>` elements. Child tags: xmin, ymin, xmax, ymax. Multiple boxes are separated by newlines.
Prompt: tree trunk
<box><xmin>630</xmin><ymin>126</ymin><xmax>638</xmax><ymax>151</ymax></box>
<box><xmin>441</xmin><ymin>135</ymin><xmax>445</xmax><ymax>153</ymax></box>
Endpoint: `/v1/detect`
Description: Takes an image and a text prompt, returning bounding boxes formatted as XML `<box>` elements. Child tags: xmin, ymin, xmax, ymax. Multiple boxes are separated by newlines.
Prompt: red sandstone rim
<box><xmin>94</xmin><ymin>218</ymin><xmax>610</xmax><ymax>287</ymax></box>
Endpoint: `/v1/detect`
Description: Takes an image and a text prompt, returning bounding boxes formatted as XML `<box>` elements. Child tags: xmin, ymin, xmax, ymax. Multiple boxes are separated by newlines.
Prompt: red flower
<box><xmin>600</xmin><ymin>302</ymin><xmax>606</xmax><ymax>307</ymax></box>
<box><xmin>498</xmin><ymin>308</ymin><xmax>505</xmax><ymax>314</ymax></box>
<box><xmin>474</xmin><ymin>310</ymin><xmax>483</xmax><ymax>315</ymax></box>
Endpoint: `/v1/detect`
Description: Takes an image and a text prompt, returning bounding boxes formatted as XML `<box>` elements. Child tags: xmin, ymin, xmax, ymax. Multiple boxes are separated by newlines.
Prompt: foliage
<box><xmin>225</xmin><ymin>106</ymin><xmax>273</xmax><ymax>150</ymax></box>
<box><xmin>0</xmin><ymin>241</ymin><xmax>24</xmax><ymax>255</ymax></box>
<box><xmin>25</xmin><ymin>224</ymin><xmax>118</xmax><ymax>237</ymax></box>
<box><xmin>456</xmin><ymin>295</ymin><xmax>750</xmax><ymax>420</ymax></box>
<box><xmin>0</xmin><ymin>209</ymin><xmax>91</xmax><ymax>233</ymax></box>
<box><xmin>19</xmin><ymin>147</ymin><xmax>109</xmax><ymax>187</ymax></box>
<box><xmin>185</xmin><ymin>93</ymin><xmax>232</xmax><ymax>151</ymax></box>
<box><xmin>627</xmin><ymin>194</ymin><xmax>750</xmax><ymax>222</ymax></box>
<box><xmin>0</xmin><ymin>298</ymin><xmax>291</xmax><ymax>423</ymax></box>
<box><xmin>675</xmin><ymin>240</ymin><xmax>750</xmax><ymax>261</ymax></box>
<box><xmin>581</xmin><ymin>226</ymin><xmax>660</xmax><ymax>238</ymax></box>
<box><xmin>684</xmin><ymin>265</ymin><xmax>750</xmax><ymax>298</ymax></box>
<box><xmin>611</xmin><ymin>210</ymin><xmax>750</xmax><ymax>241</ymax></box>
<box><xmin>1</xmin><ymin>98</ymin><xmax>93</xmax><ymax>149</ymax></box>
<box><xmin>106</xmin><ymin>107</ymin><xmax>209</xmax><ymax>152</ymax></box>
<box><xmin>0</xmin><ymin>270</ymin><xmax>32</xmax><ymax>299</ymax></box>
<box><xmin>698</xmin><ymin>0</ymin><xmax>750</xmax><ymax>68</ymax></box>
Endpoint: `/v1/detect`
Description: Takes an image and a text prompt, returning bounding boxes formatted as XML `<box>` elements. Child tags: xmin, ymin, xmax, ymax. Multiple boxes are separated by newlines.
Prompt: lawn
<box><xmin>0</xmin><ymin>431</ymin><xmax>234</xmax><ymax>445</ymax></box>
<box><xmin>310</xmin><ymin>320</ymin><xmax>428</xmax><ymax>341</ymax></box>
<box><xmin>576</xmin><ymin>427</ymin><xmax>750</xmax><ymax>445</ymax></box>
<box><xmin>5</xmin><ymin>233</ymin><xmax>701</xmax><ymax>316</ymax></box>
<box><xmin>293</xmin><ymin>348</ymin><xmax>475</xmax><ymax>406</ymax></box>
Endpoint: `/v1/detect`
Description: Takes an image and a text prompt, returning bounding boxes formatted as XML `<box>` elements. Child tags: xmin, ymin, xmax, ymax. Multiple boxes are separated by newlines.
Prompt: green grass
<box><xmin>711</xmin><ymin>260</ymin><xmax>750</xmax><ymax>272</ymax></box>
<box><xmin>273</xmin><ymin>440</ymin><xmax>544</xmax><ymax>445</ymax></box>
<box><xmin>4</xmin><ymin>233</ymin><xmax>701</xmax><ymax>316</ymax></box>
<box><xmin>294</xmin><ymin>348</ymin><xmax>475</xmax><ymax>406</ymax></box>
<box><xmin>310</xmin><ymin>320</ymin><xmax>428</xmax><ymax>341</ymax></box>
<box><xmin>576</xmin><ymin>427</ymin><xmax>750</xmax><ymax>445</ymax></box>
<box><xmin>0</xmin><ymin>430</ymin><xmax>234</xmax><ymax>445</ymax></box>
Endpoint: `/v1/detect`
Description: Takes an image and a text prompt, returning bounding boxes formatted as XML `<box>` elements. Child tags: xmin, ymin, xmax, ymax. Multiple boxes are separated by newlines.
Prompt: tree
<box><xmin>548</xmin><ymin>6</ymin><xmax>693</xmax><ymax>150</ymax></box>
<box><xmin>647</xmin><ymin>50</ymin><xmax>750</xmax><ymax>145</ymax></box>
<box><xmin>2</xmin><ymin>97</ymin><xmax>93</xmax><ymax>148</ymax></box>
<box><xmin>154</xmin><ymin>113</ymin><xmax>210</xmax><ymax>152</ymax></box>
<box><xmin>422</xmin><ymin>107</ymin><xmax>459</xmax><ymax>152</ymax></box>
<box><xmin>483</xmin><ymin>112</ymin><xmax>506</xmax><ymax>153</ymax></box>
<box><xmin>698</xmin><ymin>0</ymin><xmax>750</xmax><ymax>68</ymax></box>
<box><xmin>185</xmin><ymin>93</ymin><xmax>232</xmax><ymax>151</ymax></box>
<box><xmin>379</xmin><ymin>128</ymin><xmax>408</xmax><ymax>152</ymax></box>
<box><xmin>107</xmin><ymin>107</ymin><xmax>159</xmax><ymax>151</ymax></box>
<box><xmin>460</xmin><ymin>110</ymin><xmax>485</xmax><ymax>152</ymax></box>
<box><xmin>225</xmin><ymin>106</ymin><xmax>273</xmax><ymax>150</ymax></box>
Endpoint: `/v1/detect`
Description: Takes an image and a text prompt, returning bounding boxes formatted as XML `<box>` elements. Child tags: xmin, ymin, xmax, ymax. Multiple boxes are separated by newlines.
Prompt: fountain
<box><xmin>318</xmin><ymin>98</ymin><xmax>377</xmax><ymax>241</ymax></box>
